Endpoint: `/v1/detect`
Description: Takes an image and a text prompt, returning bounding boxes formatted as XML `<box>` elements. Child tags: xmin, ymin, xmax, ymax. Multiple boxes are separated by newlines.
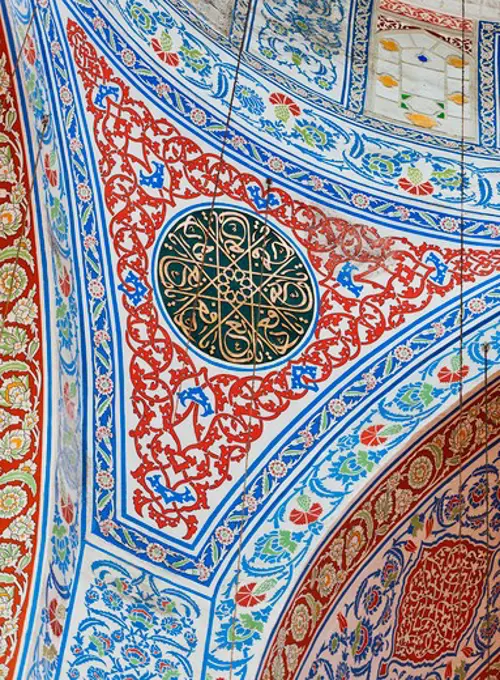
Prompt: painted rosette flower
<box><xmin>269</xmin><ymin>459</ymin><xmax>287</xmax><ymax>478</ymax></box>
<box><xmin>0</xmin><ymin>375</ymin><xmax>31</xmax><ymax>410</ymax></box>
<box><xmin>95</xmin><ymin>373</ymin><xmax>113</xmax><ymax>395</ymax></box>
<box><xmin>59</xmin><ymin>85</ymin><xmax>73</xmax><ymax>106</ymax></box>
<box><xmin>146</xmin><ymin>543</ymin><xmax>167</xmax><ymax>562</ymax></box>
<box><xmin>291</xmin><ymin>602</ymin><xmax>310</xmax><ymax>642</ymax></box>
<box><xmin>215</xmin><ymin>525</ymin><xmax>234</xmax><ymax>545</ymax></box>
<box><xmin>408</xmin><ymin>455</ymin><xmax>433</xmax><ymax>489</ymax></box>
<box><xmin>8</xmin><ymin>292</ymin><xmax>38</xmax><ymax>325</ymax></box>
<box><xmin>268</xmin><ymin>156</ymin><xmax>285</xmax><ymax>173</ymax></box>
<box><xmin>88</xmin><ymin>279</ymin><xmax>104</xmax><ymax>299</ymax></box>
<box><xmin>0</xmin><ymin>428</ymin><xmax>31</xmax><ymax>460</ymax></box>
<box><xmin>317</xmin><ymin>563</ymin><xmax>337</xmax><ymax>598</ymax></box>
<box><xmin>77</xmin><ymin>183</ymin><xmax>92</xmax><ymax>202</ymax></box>
<box><xmin>328</xmin><ymin>398</ymin><xmax>347</xmax><ymax>417</ymax></box>
<box><xmin>449</xmin><ymin>420</ymin><xmax>473</xmax><ymax>454</ymax></box>
<box><xmin>440</xmin><ymin>216</ymin><xmax>459</xmax><ymax>232</ymax></box>
<box><xmin>190</xmin><ymin>108</ymin><xmax>206</xmax><ymax>127</ymax></box>
<box><xmin>0</xmin><ymin>264</ymin><xmax>27</xmax><ymax>302</ymax></box>
<box><xmin>394</xmin><ymin>344</ymin><xmax>413</xmax><ymax>362</ymax></box>
<box><xmin>352</xmin><ymin>193</ymin><xmax>370</xmax><ymax>209</ymax></box>
<box><xmin>120</xmin><ymin>49</ymin><xmax>136</xmax><ymax>68</ymax></box>
<box><xmin>96</xmin><ymin>470</ymin><xmax>114</xmax><ymax>490</ymax></box>
<box><xmin>468</xmin><ymin>297</ymin><xmax>486</xmax><ymax>314</ymax></box>
<box><xmin>269</xmin><ymin>92</ymin><xmax>301</xmax><ymax>127</ymax></box>
<box><xmin>0</xmin><ymin>485</ymin><xmax>28</xmax><ymax>519</ymax></box>
<box><xmin>242</xmin><ymin>493</ymin><xmax>257</xmax><ymax>514</ymax></box>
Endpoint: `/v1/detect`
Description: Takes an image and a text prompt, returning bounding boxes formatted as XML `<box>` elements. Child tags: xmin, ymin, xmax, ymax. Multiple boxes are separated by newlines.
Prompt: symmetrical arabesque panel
<box><xmin>2</xmin><ymin>0</ymin><xmax>499</xmax><ymax>677</ymax></box>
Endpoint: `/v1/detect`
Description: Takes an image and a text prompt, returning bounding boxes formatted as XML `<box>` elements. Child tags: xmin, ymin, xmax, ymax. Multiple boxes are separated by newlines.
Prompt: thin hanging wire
<box><xmin>457</xmin><ymin>0</ymin><xmax>467</xmax><ymax>570</ymax></box>
<box><xmin>482</xmin><ymin>341</ymin><xmax>491</xmax><ymax>679</ymax></box>
<box><xmin>228</xmin><ymin>178</ymin><xmax>272</xmax><ymax>680</ymax></box>
<box><xmin>10</xmin><ymin>5</ymin><xmax>37</xmax><ymax>79</ymax></box>
<box><xmin>0</xmin><ymin>114</ymin><xmax>49</xmax><ymax>340</ymax></box>
<box><xmin>171</xmin><ymin>0</ymin><xmax>255</xmax><ymax>416</ymax></box>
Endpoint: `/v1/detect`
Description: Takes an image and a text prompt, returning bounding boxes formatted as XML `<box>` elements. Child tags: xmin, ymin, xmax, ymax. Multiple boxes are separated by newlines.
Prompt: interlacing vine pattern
<box><xmin>68</xmin><ymin>19</ymin><xmax>500</xmax><ymax>539</ymax></box>
<box><xmin>0</xmin><ymin>30</ymin><xmax>44</xmax><ymax>674</ymax></box>
<box><xmin>259</xmin><ymin>378</ymin><xmax>500</xmax><ymax>680</ymax></box>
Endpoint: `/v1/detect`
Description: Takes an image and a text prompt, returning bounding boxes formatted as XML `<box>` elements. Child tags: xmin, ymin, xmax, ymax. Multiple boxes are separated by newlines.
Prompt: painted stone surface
<box><xmin>260</xmin><ymin>379</ymin><xmax>500</xmax><ymax>679</ymax></box>
<box><xmin>0</xmin><ymin>19</ymin><xmax>45</xmax><ymax>675</ymax></box>
<box><xmin>0</xmin><ymin>0</ymin><xmax>498</xmax><ymax>677</ymax></box>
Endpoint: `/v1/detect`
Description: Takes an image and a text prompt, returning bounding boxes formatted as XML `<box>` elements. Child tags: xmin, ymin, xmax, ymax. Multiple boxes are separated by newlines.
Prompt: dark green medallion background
<box><xmin>155</xmin><ymin>207</ymin><xmax>316</xmax><ymax>367</ymax></box>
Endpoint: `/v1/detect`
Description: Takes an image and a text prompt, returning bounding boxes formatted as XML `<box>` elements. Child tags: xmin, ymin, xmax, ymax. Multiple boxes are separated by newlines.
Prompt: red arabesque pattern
<box><xmin>68</xmin><ymin>19</ymin><xmax>500</xmax><ymax>538</ymax></box>
<box><xmin>259</xmin><ymin>377</ymin><xmax>500</xmax><ymax>679</ymax></box>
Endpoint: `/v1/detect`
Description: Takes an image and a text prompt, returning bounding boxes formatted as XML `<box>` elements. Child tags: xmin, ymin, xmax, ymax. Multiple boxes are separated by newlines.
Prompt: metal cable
<box><xmin>228</xmin><ymin>178</ymin><xmax>272</xmax><ymax>680</ymax></box>
<box><xmin>456</xmin><ymin>0</ymin><xmax>467</xmax><ymax>646</ymax></box>
<box><xmin>10</xmin><ymin>5</ymin><xmax>37</xmax><ymax>79</ymax></box>
<box><xmin>482</xmin><ymin>342</ymin><xmax>491</xmax><ymax>680</ymax></box>
<box><xmin>171</xmin><ymin>0</ymin><xmax>255</xmax><ymax>420</ymax></box>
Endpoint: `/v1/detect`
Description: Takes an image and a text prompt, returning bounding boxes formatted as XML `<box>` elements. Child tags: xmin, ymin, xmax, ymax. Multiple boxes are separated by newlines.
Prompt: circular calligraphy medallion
<box><xmin>155</xmin><ymin>207</ymin><xmax>316</xmax><ymax>368</ymax></box>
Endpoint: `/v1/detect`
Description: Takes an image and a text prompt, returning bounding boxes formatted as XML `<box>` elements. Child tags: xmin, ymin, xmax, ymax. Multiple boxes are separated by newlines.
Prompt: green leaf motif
<box><xmin>297</xmin><ymin>494</ymin><xmax>311</xmax><ymax>511</ymax></box>
<box><xmin>410</xmin><ymin>515</ymin><xmax>423</xmax><ymax>535</ymax></box>
<box><xmin>240</xmin><ymin>613</ymin><xmax>264</xmax><ymax>633</ymax></box>
<box><xmin>159</xmin><ymin>30</ymin><xmax>173</xmax><ymax>53</ymax></box>
<box><xmin>254</xmin><ymin>578</ymin><xmax>277</xmax><ymax>595</ymax></box>
<box><xmin>278</xmin><ymin>529</ymin><xmax>298</xmax><ymax>554</ymax></box>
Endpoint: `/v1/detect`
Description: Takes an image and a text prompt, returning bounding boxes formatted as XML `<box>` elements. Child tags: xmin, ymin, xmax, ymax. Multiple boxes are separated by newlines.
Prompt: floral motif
<box><xmin>0</xmin><ymin>31</ymin><xmax>45</xmax><ymax>673</ymax></box>
<box><xmin>259</xmin><ymin>382</ymin><xmax>500</xmax><ymax>678</ymax></box>
<box><xmin>65</xmin><ymin>559</ymin><xmax>200</xmax><ymax>679</ymax></box>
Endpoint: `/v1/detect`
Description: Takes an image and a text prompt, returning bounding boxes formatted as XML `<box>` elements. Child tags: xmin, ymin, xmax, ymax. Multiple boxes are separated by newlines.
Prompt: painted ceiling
<box><xmin>0</xmin><ymin>0</ymin><xmax>499</xmax><ymax>678</ymax></box>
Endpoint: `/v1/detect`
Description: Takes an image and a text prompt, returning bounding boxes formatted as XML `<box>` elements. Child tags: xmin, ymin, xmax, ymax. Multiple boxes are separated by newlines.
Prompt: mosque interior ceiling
<box><xmin>0</xmin><ymin>0</ymin><xmax>499</xmax><ymax>678</ymax></box>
